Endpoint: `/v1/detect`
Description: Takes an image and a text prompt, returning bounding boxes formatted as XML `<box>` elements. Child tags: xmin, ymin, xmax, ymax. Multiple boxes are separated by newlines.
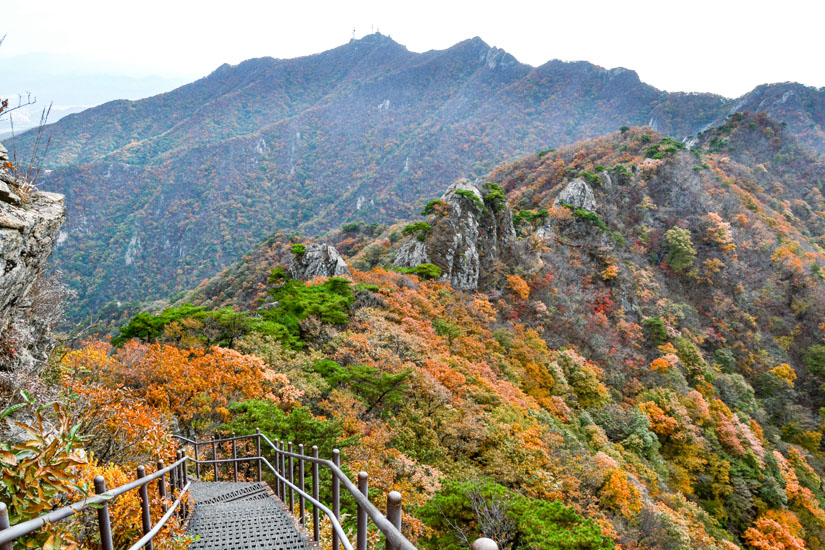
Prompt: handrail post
<box><xmin>332</xmin><ymin>449</ymin><xmax>341</xmax><ymax>550</ymax></box>
<box><xmin>182</xmin><ymin>453</ymin><xmax>189</xmax><ymax>486</ymax></box>
<box><xmin>298</xmin><ymin>443</ymin><xmax>306</xmax><ymax>526</ymax></box>
<box><xmin>274</xmin><ymin>439</ymin><xmax>282</xmax><ymax>497</ymax></box>
<box><xmin>212</xmin><ymin>441</ymin><xmax>218</xmax><ymax>481</ymax></box>
<box><xmin>280</xmin><ymin>441</ymin><xmax>287</xmax><ymax>502</ymax></box>
<box><xmin>157</xmin><ymin>460</ymin><xmax>168</xmax><ymax>513</ymax></box>
<box><xmin>357</xmin><ymin>471</ymin><xmax>368</xmax><ymax>550</ymax></box>
<box><xmin>137</xmin><ymin>466</ymin><xmax>154</xmax><ymax>550</ymax></box>
<box><xmin>1</xmin><ymin>502</ymin><xmax>13</xmax><ymax>550</ymax></box>
<box><xmin>94</xmin><ymin>476</ymin><xmax>115</xmax><ymax>550</ymax></box>
<box><xmin>386</xmin><ymin>491</ymin><xmax>402</xmax><ymax>550</ymax></box>
<box><xmin>231</xmin><ymin>432</ymin><xmax>238</xmax><ymax>482</ymax></box>
<box><xmin>256</xmin><ymin>428</ymin><xmax>262</xmax><ymax>482</ymax></box>
<box><xmin>169</xmin><ymin>455</ymin><xmax>178</xmax><ymax>503</ymax></box>
<box><xmin>194</xmin><ymin>443</ymin><xmax>200</xmax><ymax>480</ymax></box>
<box><xmin>312</xmin><ymin>446</ymin><xmax>320</xmax><ymax>542</ymax></box>
<box><xmin>175</xmin><ymin>450</ymin><xmax>185</xmax><ymax>519</ymax></box>
<box><xmin>471</xmin><ymin>539</ymin><xmax>499</xmax><ymax>550</ymax></box>
<box><xmin>288</xmin><ymin>442</ymin><xmax>295</xmax><ymax>515</ymax></box>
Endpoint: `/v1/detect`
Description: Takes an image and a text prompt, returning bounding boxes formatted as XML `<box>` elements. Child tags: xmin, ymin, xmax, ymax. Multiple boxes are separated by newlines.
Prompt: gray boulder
<box><xmin>288</xmin><ymin>243</ymin><xmax>350</xmax><ymax>280</ymax></box>
<box><xmin>553</xmin><ymin>178</ymin><xmax>596</xmax><ymax>212</ymax></box>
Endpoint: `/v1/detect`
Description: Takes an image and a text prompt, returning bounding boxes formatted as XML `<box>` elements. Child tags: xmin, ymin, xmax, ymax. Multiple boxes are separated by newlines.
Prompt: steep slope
<box><xmin>11</xmin><ymin>34</ymin><xmax>825</xmax><ymax>322</ymax></box>
<box><xmin>151</xmin><ymin>113</ymin><xmax>825</xmax><ymax>549</ymax></box>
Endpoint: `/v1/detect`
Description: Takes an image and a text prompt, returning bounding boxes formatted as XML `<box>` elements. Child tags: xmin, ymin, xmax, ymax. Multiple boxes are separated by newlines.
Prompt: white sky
<box><xmin>2</xmin><ymin>0</ymin><xmax>824</xmax><ymax>98</ymax></box>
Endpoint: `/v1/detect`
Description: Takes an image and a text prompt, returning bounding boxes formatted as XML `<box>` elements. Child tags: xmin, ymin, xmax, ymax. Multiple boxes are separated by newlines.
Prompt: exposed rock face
<box><xmin>553</xmin><ymin>178</ymin><xmax>596</xmax><ymax>211</ymax></box>
<box><xmin>1</xmin><ymin>196</ymin><xmax>66</xmax><ymax>337</ymax></box>
<box><xmin>394</xmin><ymin>179</ymin><xmax>518</xmax><ymax>290</ymax></box>
<box><xmin>288</xmin><ymin>243</ymin><xmax>350</xmax><ymax>280</ymax></box>
<box><xmin>0</xmin><ymin>154</ymin><xmax>66</xmax><ymax>387</ymax></box>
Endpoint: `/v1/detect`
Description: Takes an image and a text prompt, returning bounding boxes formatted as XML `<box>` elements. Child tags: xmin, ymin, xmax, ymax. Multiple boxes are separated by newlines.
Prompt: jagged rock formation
<box><xmin>0</xmin><ymin>150</ymin><xmax>66</xmax><ymax>376</ymax></box>
<box><xmin>394</xmin><ymin>179</ymin><xmax>518</xmax><ymax>290</ymax></box>
<box><xmin>553</xmin><ymin>178</ymin><xmax>596</xmax><ymax>211</ymax></box>
<box><xmin>288</xmin><ymin>243</ymin><xmax>350</xmax><ymax>280</ymax></box>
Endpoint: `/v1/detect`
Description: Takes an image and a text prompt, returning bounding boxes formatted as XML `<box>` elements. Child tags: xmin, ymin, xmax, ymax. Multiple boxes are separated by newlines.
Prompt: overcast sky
<box><xmin>2</xmin><ymin>0</ymin><xmax>823</xmax><ymax>98</ymax></box>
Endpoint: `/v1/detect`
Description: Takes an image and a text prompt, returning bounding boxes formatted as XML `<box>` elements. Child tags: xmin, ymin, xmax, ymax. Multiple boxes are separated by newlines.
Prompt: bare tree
<box><xmin>434</xmin><ymin>483</ymin><xmax>517</xmax><ymax>550</ymax></box>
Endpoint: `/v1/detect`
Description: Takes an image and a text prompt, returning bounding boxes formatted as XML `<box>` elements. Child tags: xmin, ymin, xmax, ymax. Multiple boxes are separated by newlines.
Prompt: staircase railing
<box><xmin>0</xmin><ymin>432</ymin><xmax>499</xmax><ymax>550</ymax></box>
<box><xmin>174</xmin><ymin>431</ymin><xmax>417</xmax><ymax>550</ymax></box>
<box><xmin>0</xmin><ymin>455</ymin><xmax>191</xmax><ymax>550</ymax></box>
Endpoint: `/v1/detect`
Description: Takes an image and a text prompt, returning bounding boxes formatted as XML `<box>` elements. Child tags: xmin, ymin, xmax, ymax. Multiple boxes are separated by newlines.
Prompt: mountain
<box><xmin>0</xmin><ymin>52</ymin><xmax>189</xmax><ymax>135</ymax></box>
<box><xmin>8</xmin><ymin>33</ymin><xmax>825</xmax><ymax>322</ymax></box>
<box><xmin>103</xmin><ymin>113</ymin><xmax>825</xmax><ymax>549</ymax></box>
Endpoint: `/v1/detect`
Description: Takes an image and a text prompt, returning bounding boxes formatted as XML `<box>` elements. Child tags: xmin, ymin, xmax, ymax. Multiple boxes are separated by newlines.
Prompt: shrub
<box><xmin>418</xmin><ymin>479</ymin><xmax>614</xmax><ymax>550</ymax></box>
<box><xmin>291</xmin><ymin>243</ymin><xmax>306</xmax><ymax>256</ymax></box>
<box><xmin>396</xmin><ymin>263</ymin><xmax>442</xmax><ymax>280</ymax></box>
<box><xmin>341</xmin><ymin>222</ymin><xmax>363</xmax><ymax>233</ymax></box>
<box><xmin>112</xmin><ymin>304</ymin><xmax>287</xmax><ymax>348</ymax></box>
<box><xmin>482</xmin><ymin>182</ymin><xmax>506</xmax><ymax>212</ymax></box>
<box><xmin>262</xmin><ymin>271</ymin><xmax>356</xmax><ymax>348</ymax></box>
<box><xmin>580</xmin><ymin>171</ymin><xmax>602</xmax><ymax>186</ymax></box>
<box><xmin>454</xmin><ymin>189</ymin><xmax>485</xmax><ymax>211</ymax></box>
<box><xmin>432</xmin><ymin>318</ymin><xmax>462</xmax><ymax>344</ymax></box>
<box><xmin>803</xmin><ymin>344</ymin><xmax>825</xmax><ymax>378</ymax></box>
<box><xmin>514</xmin><ymin>209</ymin><xmax>549</xmax><ymax>234</ymax></box>
<box><xmin>0</xmin><ymin>398</ymin><xmax>87</xmax><ymax>549</ymax></box>
<box><xmin>221</xmin><ymin>399</ymin><xmax>355</xmax><ymax>458</ymax></box>
<box><xmin>663</xmin><ymin>227</ymin><xmax>697</xmax><ymax>272</ymax></box>
<box><xmin>421</xmin><ymin>199</ymin><xmax>444</xmax><ymax>216</ymax></box>
<box><xmin>568</xmin><ymin>208</ymin><xmax>608</xmax><ymax>230</ymax></box>
<box><xmin>402</xmin><ymin>222</ymin><xmax>432</xmax><ymax>242</ymax></box>
<box><xmin>643</xmin><ymin>317</ymin><xmax>668</xmax><ymax>347</ymax></box>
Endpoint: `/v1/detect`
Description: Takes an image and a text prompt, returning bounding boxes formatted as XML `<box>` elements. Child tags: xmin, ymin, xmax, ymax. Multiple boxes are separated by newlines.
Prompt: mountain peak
<box><xmin>349</xmin><ymin>32</ymin><xmax>400</xmax><ymax>47</ymax></box>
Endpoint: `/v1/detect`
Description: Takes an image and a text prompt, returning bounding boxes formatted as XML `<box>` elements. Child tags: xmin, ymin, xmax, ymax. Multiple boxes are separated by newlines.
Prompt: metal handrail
<box><xmin>257</xmin><ymin>434</ymin><xmax>417</xmax><ymax>550</ymax></box>
<box><xmin>175</xmin><ymin>432</ymin><xmax>417</xmax><ymax>550</ymax></box>
<box><xmin>0</xmin><ymin>456</ymin><xmax>190</xmax><ymax>547</ymax></box>
<box><xmin>127</xmin><ymin>480</ymin><xmax>191</xmax><ymax>550</ymax></box>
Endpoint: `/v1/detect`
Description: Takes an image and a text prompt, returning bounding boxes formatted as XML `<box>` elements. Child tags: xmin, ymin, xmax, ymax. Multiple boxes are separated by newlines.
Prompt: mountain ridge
<box><xmin>9</xmin><ymin>33</ymin><xmax>825</xmax><ymax>322</ymax></box>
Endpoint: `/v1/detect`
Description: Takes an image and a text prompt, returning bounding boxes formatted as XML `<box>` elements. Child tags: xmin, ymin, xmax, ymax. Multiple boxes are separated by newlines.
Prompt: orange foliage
<box><xmin>507</xmin><ymin>274</ymin><xmax>530</xmax><ymax>300</ymax></box>
<box><xmin>599</xmin><ymin>469</ymin><xmax>642</xmax><ymax>519</ymax></box>
<box><xmin>639</xmin><ymin>401</ymin><xmax>678</xmax><ymax>436</ymax></box>
<box><xmin>744</xmin><ymin>516</ymin><xmax>806</xmax><ymax>550</ymax></box>
<box><xmin>62</xmin><ymin>340</ymin><xmax>302</xmax><ymax>432</ymax></box>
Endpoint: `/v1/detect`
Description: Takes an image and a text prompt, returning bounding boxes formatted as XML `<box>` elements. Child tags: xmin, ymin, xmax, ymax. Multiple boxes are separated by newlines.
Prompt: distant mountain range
<box><xmin>0</xmin><ymin>52</ymin><xmax>190</xmax><ymax>136</ymax></box>
<box><xmin>9</xmin><ymin>33</ymin><xmax>825</xmax><ymax>321</ymax></box>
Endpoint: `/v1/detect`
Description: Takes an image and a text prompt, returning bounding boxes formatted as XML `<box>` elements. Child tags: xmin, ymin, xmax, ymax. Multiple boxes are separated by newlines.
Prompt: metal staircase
<box><xmin>0</xmin><ymin>431</ymin><xmax>499</xmax><ymax>550</ymax></box>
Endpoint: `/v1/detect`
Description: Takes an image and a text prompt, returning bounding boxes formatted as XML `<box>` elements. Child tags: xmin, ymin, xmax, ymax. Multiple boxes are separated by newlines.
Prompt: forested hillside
<box><xmin>40</xmin><ymin>113</ymin><xmax>823</xmax><ymax>549</ymax></box>
<box><xmin>11</xmin><ymin>33</ymin><xmax>825</xmax><ymax>323</ymax></box>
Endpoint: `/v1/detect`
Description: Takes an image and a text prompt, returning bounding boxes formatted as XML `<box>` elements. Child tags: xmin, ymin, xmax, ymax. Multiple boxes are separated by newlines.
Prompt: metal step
<box><xmin>187</xmin><ymin>481</ymin><xmax>311</xmax><ymax>550</ymax></box>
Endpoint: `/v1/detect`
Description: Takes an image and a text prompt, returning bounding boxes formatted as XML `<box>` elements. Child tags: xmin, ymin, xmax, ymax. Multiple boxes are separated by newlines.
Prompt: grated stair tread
<box><xmin>187</xmin><ymin>481</ymin><xmax>310</xmax><ymax>550</ymax></box>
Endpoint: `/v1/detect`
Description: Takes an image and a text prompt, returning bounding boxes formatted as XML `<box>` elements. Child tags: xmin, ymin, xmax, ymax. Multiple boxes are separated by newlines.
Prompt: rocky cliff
<box><xmin>394</xmin><ymin>179</ymin><xmax>519</xmax><ymax>290</ymax></box>
<box><xmin>0</xmin><ymin>143</ymin><xmax>66</xmax><ymax>376</ymax></box>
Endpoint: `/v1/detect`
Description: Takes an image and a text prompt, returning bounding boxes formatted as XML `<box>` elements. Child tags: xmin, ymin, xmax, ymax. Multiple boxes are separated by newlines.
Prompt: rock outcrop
<box><xmin>0</xmin><ymin>149</ymin><xmax>66</xmax><ymax>380</ymax></box>
<box><xmin>1</xmin><ymin>196</ymin><xmax>65</xmax><ymax>335</ymax></box>
<box><xmin>288</xmin><ymin>243</ymin><xmax>350</xmax><ymax>280</ymax></box>
<box><xmin>394</xmin><ymin>179</ymin><xmax>518</xmax><ymax>290</ymax></box>
<box><xmin>553</xmin><ymin>178</ymin><xmax>596</xmax><ymax>211</ymax></box>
